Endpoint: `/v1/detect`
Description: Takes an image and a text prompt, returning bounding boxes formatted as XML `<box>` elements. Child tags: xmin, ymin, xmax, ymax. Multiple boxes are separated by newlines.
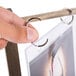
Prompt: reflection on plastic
<box><xmin>25</xmin><ymin>23</ymin><xmax>75</xmax><ymax>76</ymax></box>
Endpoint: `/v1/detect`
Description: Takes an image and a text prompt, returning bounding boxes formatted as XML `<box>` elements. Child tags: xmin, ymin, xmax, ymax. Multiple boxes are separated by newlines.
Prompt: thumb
<box><xmin>0</xmin><ymin>20</ymin><xmax>39</xmax><ymax>43</ymax></box>
<box><xmin>25</xmin><ymin>26</ymin><xmax>39</xmax><ymax>43</ymax></box>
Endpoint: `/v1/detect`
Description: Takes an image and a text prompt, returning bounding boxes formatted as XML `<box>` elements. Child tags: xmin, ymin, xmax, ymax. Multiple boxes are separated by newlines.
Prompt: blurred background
<box><xmin>0</xmin><ymin>0</ymin><xmax>76</xmax><ymax>76</ymax></box>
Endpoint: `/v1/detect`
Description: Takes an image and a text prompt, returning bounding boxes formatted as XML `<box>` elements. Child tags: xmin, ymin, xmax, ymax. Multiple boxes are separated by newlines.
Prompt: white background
<box><xmin>0</xmin><ymin>0</ymin><xmax>76</xmax><ymax>76</ymax></box>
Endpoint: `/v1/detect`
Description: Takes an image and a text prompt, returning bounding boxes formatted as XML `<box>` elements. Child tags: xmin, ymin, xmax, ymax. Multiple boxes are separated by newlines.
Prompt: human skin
<box><xmin>0</xmin><ymin>7</ymin><xmax>39</xmax><ymax>49</ymax></box>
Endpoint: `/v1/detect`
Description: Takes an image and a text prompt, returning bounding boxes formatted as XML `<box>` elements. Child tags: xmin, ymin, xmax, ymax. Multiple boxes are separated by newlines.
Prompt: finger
<box><xmin>0</xmin><ymin>20</ymin><xmax>39</xmax><ymax>43</ymax></box>
<box><xmin>0</xmin><ymin>7</ymin><xmax>25</xmax><ymax>26</ymax></box>
<box><xmin>0</xmin><ymin>39</ymin><xmax>8</xmax><ymax>49</ymax></box>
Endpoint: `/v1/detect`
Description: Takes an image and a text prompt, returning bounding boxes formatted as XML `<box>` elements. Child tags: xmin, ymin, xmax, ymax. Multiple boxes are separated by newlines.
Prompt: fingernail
<box><xmin>27</xmin><ymin>28</ymin><xmax>39</xmax><ymax>42</ymax></box>
<box><xmin>27</xmin><ymin>28</ymin><xmax>34</xmax><ymax>42</ymax></box>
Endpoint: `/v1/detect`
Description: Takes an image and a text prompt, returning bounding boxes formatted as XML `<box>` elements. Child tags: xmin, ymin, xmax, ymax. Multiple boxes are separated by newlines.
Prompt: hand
<box><xmin>0</xmin><ymin>7</ymin><xmax>39</xmax><ymax>49</ymax></box>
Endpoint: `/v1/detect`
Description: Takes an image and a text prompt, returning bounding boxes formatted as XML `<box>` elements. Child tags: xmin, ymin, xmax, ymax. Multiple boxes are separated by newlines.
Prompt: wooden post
<box><xmin>5</xmin><ymin>42</ymin><xmax>21</xmax><ymax>76</ymax></box>
<box><xmin>22</xmin><ymin>8</ymin><xmax>76</xmax><ymax>22</ymax></box>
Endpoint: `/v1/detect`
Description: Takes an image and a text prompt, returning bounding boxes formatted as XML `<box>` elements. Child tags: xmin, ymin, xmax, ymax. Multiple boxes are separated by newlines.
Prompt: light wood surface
<box><xmin>23</xmin><ymin>8</ymin><xmax>76</xmax><ymax>22</ymax></box>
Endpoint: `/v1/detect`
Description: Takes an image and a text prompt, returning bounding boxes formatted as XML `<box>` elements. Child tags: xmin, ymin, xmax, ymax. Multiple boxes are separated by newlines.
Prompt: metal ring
<box><xmin>25</xmin><ymin>17</ymin><xmax>41</xmax><ymax>26</ymax></box>
<box><xmin>25</xmin><ymin>17</ymin><xmax>48</xmax><ymax>47</ymax></box>
<box><xmin>32</xmin><ymin>38</ymin><xmax>48</xmax><ymax>47</ymax></box>
<box><xmin>60</xmin><ymin>9</ymin><xmax>74</xmax><ymax>25</ymax></box>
